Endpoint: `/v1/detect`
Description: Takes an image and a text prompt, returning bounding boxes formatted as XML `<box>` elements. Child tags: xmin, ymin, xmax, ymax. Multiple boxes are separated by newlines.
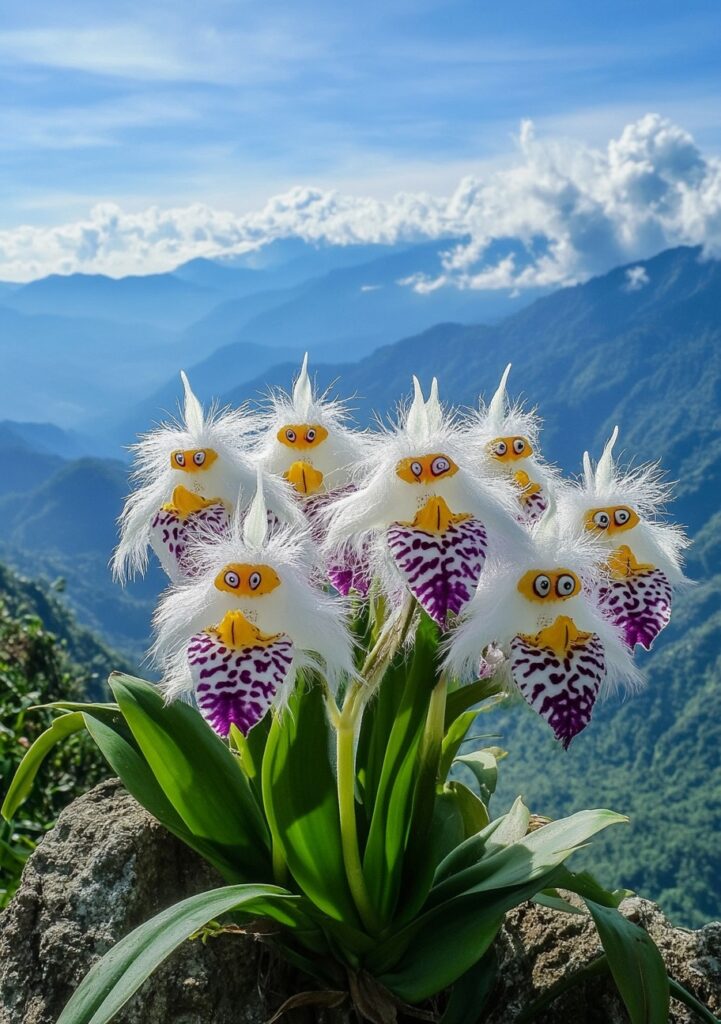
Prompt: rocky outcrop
<box><xmin>1</xmin><ymin>780</ymin><xmax>719</xmax><ymax>1024</ymax></box>
<box><xmin>0</xmin><ymin>780</ymin><xmax>275</xmax><ymax>1024</ymax></box>
<box><xmin>489</xmin><ymin>897</ymin><xmax>721</xmax><ymax>1023</ymax></box>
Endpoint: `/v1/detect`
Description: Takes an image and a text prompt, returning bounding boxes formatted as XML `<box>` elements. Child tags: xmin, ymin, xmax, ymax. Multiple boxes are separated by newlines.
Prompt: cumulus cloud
<box><xmin>624</xmin><ymin>266</ymin><xmax>650</xmax><ymax>291</ymax></box>
<box><xmin>1</xmin><ymin>113</ymin><xmax>720</xmax><ymax>287</ymax></box>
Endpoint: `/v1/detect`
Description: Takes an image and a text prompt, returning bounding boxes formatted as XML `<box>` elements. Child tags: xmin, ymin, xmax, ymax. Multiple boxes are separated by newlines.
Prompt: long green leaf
<box><xmin>438</xmin><ymin>710</ymin><xmax>480</xmax><ymax>781</ymax></box>
<box><xmin>440</xmin><ymin>949</ymin><xmax>498</xmax><ymax>1024</ymax></box>
<box><xmin>362</xmin><ymin>613</ymin><xmax>440</xmax><ymax>921</ymax></box>
<box><xmin>57</xmin><ymin>884</ymin><xmax>298</xmax><ymax>1024</ymax></box>
<box><xmin>429</xmin><ymin>809</ymin><xmax>627</xmax><ymax>907</ymax></box>
<box><xmin>371</xmin><ymin>808</ymin><xmax>627</xmax><ymax>981</ymax></box>
<box><xmin>2</xmin><ymin>711</ymin><xmax>86</xmax><ymax>820</ymax></box>
<box><xmin>356</xmin><ymin>651</ymin><xmax>407</xmax><ymax>823</ymax></box>
<box><xmin>376</xmin><ymin>873</ymin><xmax>560</xmax><ymax>1001</ymax></box>
<box><xmin>585</xmin><ymin>899</ymin><xmax>670</xmax><ymax>1024</ymax></box>
<box><xmin>262</xmin><ymin>683</ymin><xmax>360</xmax><ymax>928</ymax></box>
<box><xmin>444</xmin><ymin>677</ymin><xmax>503</xmax><ymax>729</ymax></box>
<box><xmin>110</xmin><ymin>674</ymin><xmax>270</xmax><ymax>878</ymax></box>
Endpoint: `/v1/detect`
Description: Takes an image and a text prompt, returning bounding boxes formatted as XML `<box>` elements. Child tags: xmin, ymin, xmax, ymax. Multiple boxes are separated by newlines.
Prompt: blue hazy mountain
<box><xmin>2</xmin><ymin>272</ymin><xmax>223</xmax><ymax>331</ymax></box>
<box><xmin>0</xmin><ymin>237</ymin><xmax>544</xmax><ymax>429</ymax></box>
<box><xmin>190</xmin><ymin>238</ymin><xmax>543</xmax><ymax>356</ymax></box>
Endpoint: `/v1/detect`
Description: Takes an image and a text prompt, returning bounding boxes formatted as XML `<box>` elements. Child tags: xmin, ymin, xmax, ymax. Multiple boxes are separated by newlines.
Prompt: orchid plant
<box><xmin>4</xmin><ymin>360</ymin><xmax>713</xmax><ymax>1024</ymax></box>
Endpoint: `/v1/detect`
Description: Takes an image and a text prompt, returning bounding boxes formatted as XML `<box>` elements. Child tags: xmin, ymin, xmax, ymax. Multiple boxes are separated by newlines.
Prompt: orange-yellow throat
<box><xmin>606</xmin><ymin>544</ymin><xmax>654</xmax><ymax>579</ymax></box>
<box><xmin>285</xmin><ymin>460</ymin><xmax>324</xmax><ymax>496</ymax></box>
<box><xmin>163</xmin><ymin>485</ymin><xmax>222</xmax><ymax>518</ymax></box>
<box><xmin>401</xmin><ymin>495</ymin><xmax>471</xmax><ymax>535</ymax></box>
<box><xmin>514</xmin><ymin>469</ymin><xmax>542</xmax><ymax>502</ymax></box>
<box><xmin>212</xmin><ymin>610</ymin><xmax>283</xmax><ymax>650</ymax></box>
<box><xmin>519</xmin><ymin>615</ymin><xmax>591</xmax><ymax>658</ymax></box>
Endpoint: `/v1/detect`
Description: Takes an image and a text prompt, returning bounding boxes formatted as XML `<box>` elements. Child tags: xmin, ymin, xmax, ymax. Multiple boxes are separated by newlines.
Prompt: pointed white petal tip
<box><xmin>180</xmin><ymin>370</ymin><xmax>204</xmax><ymax>433</ymax></box>
<box><xmin>292</xmin><ymin>353</ymin><xmax>313</xmax><ymax>415</ymax></box>
<box><xmin>243</xmin><ymin>467</ymin><xmax>269</xmax><ymax>549</ymax></box>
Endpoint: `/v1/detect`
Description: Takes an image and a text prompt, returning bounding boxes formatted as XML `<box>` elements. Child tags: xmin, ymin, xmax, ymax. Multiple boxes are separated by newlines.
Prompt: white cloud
<box><xmin>1</xmin><ymin>114</ymin><xmax>720</xmax><ymax>286</ymax></box>
<box><xmin>624</xmin><ymin>266</ymin><xmax>650</xmax><ymax>291</ymax></box>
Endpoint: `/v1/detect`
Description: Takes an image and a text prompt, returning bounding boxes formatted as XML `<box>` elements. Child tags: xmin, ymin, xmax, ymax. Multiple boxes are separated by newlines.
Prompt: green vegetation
<box><xmin>0</xmin><ymin>562</ymin><xmax>121</xmax><ymax>905</ymax></box>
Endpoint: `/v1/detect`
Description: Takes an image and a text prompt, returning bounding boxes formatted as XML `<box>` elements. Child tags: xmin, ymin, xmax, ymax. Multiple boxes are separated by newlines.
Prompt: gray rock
<box><xmin>0</xmin><ymin>779</ymin><xmax>280</xmax><ymax>1024</ymax></box>
<box><xmin>1</xmin><ymin>780</ymin><xmax>719</xmax><ymax>1024</ymax></box>
<box><xmin>488</xmin><ymin>895</ymin><xmax>721</xmax><ymax>1023</ymax></box>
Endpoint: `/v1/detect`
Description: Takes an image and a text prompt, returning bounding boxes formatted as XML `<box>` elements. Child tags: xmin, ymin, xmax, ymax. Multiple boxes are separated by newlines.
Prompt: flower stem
<box><xmin>336</xmin><ymin>719</ymin><xmax>381</xmax><ymax>934</ymax></box>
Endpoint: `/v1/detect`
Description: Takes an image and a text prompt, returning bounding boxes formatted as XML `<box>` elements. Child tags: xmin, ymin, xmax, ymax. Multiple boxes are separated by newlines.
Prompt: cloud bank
<box><xmin>1</xmin><ymin>114</ymin><xmax>720</xmax><ymax>289</ymax></box>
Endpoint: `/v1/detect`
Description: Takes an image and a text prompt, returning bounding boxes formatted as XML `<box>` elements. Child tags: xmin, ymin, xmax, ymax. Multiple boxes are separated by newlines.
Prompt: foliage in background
<box><xmin>0</xmin><ymin>562</ymin><xmax>121</xmax><ymax>905</ymax></box>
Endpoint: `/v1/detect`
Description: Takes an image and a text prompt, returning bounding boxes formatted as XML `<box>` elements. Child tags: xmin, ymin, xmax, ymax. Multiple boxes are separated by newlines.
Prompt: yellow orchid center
<box><xmin>277</xmin><ymin>424</ymin><xmax>329</xmax><ymax>450</ymax></box>
<box><xmin>284</xmin><ymin>460</ymin><xmax>324</xmax><ymax>495</ymax></box>
<box><xmin>162</xmin><ymin>485</ymin><xmax>222</xmax><ymax>518</ymax></box>
<box><xmin>517</xmin><ymin>569</ymin><xmax>581</xmax><ymax>603</ymax></box>
<box><xmin>214</xmin><ymin>563</ymin><xmax>281</xmax><ymax>598</ymax></box>
<box><xmin>584</xmin><ymin>505</ymin><xmax>639</xmax><ymax>535</ymax></box>
<box><xmin>489</xmin><ymin>436</ymin><xmax>533</xmax><ymax>462</ymax></box>
<box><xmin>212</xmin><ymin>610</ymin><xmax>283</xmax><ymax>649</ymax></box>
<box><xmin>400</xmin><ymin>495</ymin><xmax>471</xmax><ymax>535</ymax></box>
<box><xmin>169</xmin><ymin>448</ymin><xmax>218</xmax><ymax>473</ymax></box>
<box><xmin>396</xmin><ymin>453</ymin><xmax>459</xmax><ymax>485</ymax></box>
<box><xmin>519</xmin><ymin>614</ymin><xmax>591</xmax><ymax>658</ymax></box>
<box><xmin>606</xmin><ymin>544</ymin><xmax>655</xmax><ymax>579</ymax></box>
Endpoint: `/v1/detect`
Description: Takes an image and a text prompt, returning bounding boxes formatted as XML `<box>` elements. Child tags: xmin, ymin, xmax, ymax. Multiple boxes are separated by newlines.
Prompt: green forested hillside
<box><xmin>0</xmin><ymin>561</ymin><xmax>122</xmax><ymax>903</ymax></box>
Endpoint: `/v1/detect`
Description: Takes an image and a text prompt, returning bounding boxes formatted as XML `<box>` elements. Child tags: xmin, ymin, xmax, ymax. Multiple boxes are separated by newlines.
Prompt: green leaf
<box><xmin>355</xmin><ymin>650</ymin><xmax>408</xmax><ymax>823</ymax></box>
<box><xmin>532</xmin><ymin>891</ymin><xmax>586</xmax><ymax>915</ymax></box>
<box><xmin>440</xmin><ymin>949</ymin><xmax>498</xmax><ymax>1024</ymax></box>
<box><xmin>57</xmin><ymin>884</ymin><xmax>299</xmax><ymax>1024</ymax></box>
<box><xmin>555</xmin><ymin>866</ymin><xmax>631</xmax><ymax>908</ymax></box>
<box><xmin>110</xmin><ymin>674</ymin><xmax>270</xmax><ymax>879</ymax></box>
<box><xmin>585</xmin><ymin>899</ymin><xmax>670</xmax><ymax>1024</ymax></box>
<box><xmin>362</xmin><ymin>613</ymin><xmax>440</xmax><ymax>922</ymax></box>
<box><xmin>444</xmin><ymin>677</ymin><xmax>503</xmax><ymax>729</ymax></box>
<box><xmin>262</xmin><ymin>683</ymin><xmax>360</xmax><ymax>928</ymax></box>
<box><xmin>445</xmin><ymin>781</ymin><xmax>490</xmax><ymax>835</ymax></box>
<box><xmin>429</xmin><ymin>809</ymin><xmax>627</xmax><ymax>907</ymax></box>
<box><xmin>433</xmin><ymin>797</ymin><xmax>529</xmax><ymax>884</ymax></box>
<box><xmin>439</xmin><ymin>710</ymin><xmax>480</xmax><ymax>781</ymax></box>
<box><xmin>2</xmin><ymin>711</ymin><xmax>86</xmax><ymax>820</ymax></box>
<box><xmin>454</xmin><ymin>748</ymin><xmax>502</xmax><ymax>805</ymax></box>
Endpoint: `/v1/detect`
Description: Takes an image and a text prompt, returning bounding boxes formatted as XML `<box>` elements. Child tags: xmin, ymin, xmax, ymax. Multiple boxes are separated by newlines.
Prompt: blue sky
<box><xmin>3</xmin><ymin>0</ymin><xmax>721</xmax><ymax>228</ymax></box>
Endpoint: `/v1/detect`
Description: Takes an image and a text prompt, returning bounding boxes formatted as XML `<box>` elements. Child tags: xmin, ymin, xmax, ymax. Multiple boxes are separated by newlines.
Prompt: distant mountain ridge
<box><xmin>0</xmin><ymin>237</ymin><xmax>541</xmax><ymax>432</ymax></box>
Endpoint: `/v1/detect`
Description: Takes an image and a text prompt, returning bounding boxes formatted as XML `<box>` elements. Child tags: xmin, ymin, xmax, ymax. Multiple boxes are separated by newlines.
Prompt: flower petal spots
<box><xmin>150</xmin><ymin>501</ymin><xmax>228</xmax><ymax>579</ymax></box>
<box><xmin>510</xmin><ymin>631</ymin><xmax>605</xmax><ymax>748</ymax></box>
<box><xmin>519</xmin><ymin>489</ymin><xmax>548</xmax><ymax>525</ymax></box>
<box><xmin>600</xmin><ymin>568</ymin><xmax>672</xmax><ymax>651</ymax></box>
<box><xmin>387</xmin><ymin>516</ymin><xmax>487</xmax><ymax>625</ymax></box>
<box><xmin>188</xmin><ymin>630</ymin><xmax>294</xmax><ymax>737</ymax></box>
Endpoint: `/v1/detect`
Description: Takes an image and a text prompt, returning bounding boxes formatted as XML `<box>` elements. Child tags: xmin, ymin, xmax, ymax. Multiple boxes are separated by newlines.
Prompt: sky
<box><xmin>2</xmin><ymin>0</ymin><xmax>721</xmax><ymax>285</ymax></box>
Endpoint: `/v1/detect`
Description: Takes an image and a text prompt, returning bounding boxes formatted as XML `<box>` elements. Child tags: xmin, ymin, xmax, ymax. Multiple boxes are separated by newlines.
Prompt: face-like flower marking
<box><xmin>214</xmin><ymin>562</ymin><xmax>282</xmax><ymax>598</ymax></box>
<box><xmin>277</xmin><ymin>424</ymin><xmax>329</xmax><ymax>450</ymax></box>
<box><xmin>584</xmin><ymin>505</ymin><xmax>639</xmax><ymax>535</ymax></box>
<box><xmin>489</xmin><ymin>435</ymin><xmax>533</xmax><ymax>462</ymax></box>
<box><xmin>517</xmin><ymin>568</ymin><xmax>581</xmax><ymax>603</ymax></box>
<box><xmin>169</xmin><ymin>448</ymin><xmax>219</xmax><ymax>473</ymax></box>
<box><xmin>396</xmin><ymin>453</ymin><xmax>459</xmax><ymax>484</ymax></box>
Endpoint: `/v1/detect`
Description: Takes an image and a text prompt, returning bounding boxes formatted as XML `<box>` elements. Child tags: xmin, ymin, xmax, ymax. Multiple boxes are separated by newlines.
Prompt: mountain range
<box><xmin>0</xmin><ymin>241</ymin><xmax>718</xmax><ymax>926</ymax></box>
<box><xmin>0</xmin><ymin>238</ymin><xmax>540</xmax><ymax>434</ymax></box>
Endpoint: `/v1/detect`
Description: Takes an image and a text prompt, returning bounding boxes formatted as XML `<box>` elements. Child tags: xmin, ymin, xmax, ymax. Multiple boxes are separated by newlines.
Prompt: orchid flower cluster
<box><xmin>113</xmin><ymin>356</ymin><xmax>688</xmax><ymax>750</ymax></box>
<box><xmin>5</xmin><ymin>355</ymin><xmax>699</xmax><ymax>1024</ymax></box>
